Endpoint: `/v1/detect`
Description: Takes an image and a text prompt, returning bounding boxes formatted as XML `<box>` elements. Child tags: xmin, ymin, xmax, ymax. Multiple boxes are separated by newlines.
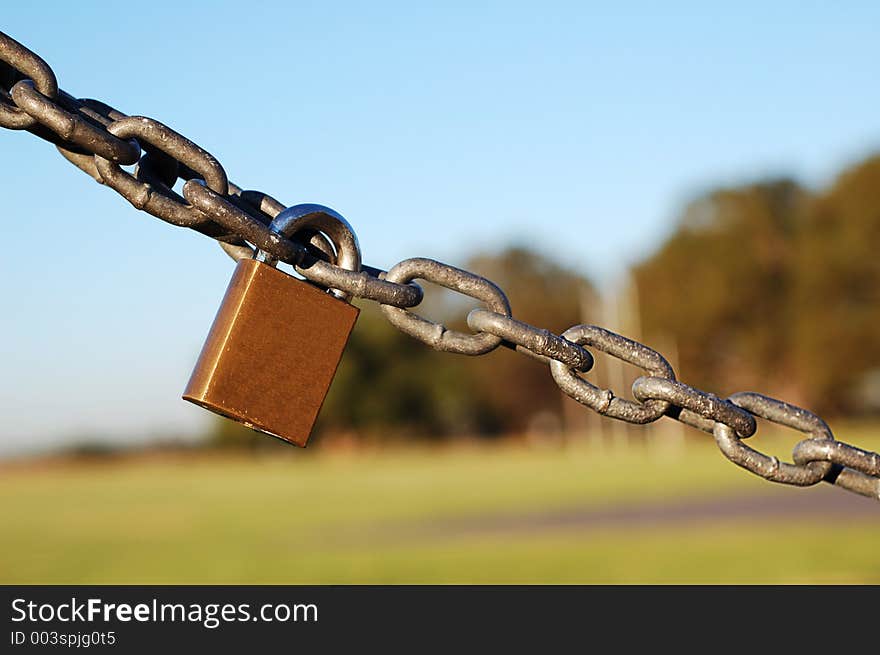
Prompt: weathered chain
<box><xmin>2</xmin><ymin>32</ymin><xmax>878</xmax><ymax>501</ymax></box>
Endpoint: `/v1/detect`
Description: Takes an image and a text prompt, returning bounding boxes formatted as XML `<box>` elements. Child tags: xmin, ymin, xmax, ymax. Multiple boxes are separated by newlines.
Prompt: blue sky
<box><xmin>1</xmin><ymin>2</ymin><xmax>878</xmax><ymax>452</ymax></box>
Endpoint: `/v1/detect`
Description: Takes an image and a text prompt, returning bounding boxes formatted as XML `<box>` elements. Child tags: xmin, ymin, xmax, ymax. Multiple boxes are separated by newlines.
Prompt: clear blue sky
<box><xmin>2</xmin><ymin>2</ymin><xmax>878</xmax><ymax>453</ymax></box>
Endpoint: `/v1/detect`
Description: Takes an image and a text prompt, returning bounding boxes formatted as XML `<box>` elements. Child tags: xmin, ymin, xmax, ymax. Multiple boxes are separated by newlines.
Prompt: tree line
<box><xmin>634</xmin><ymin>154</ymin><xmax>880</xmax><ymax>415</ymax></box>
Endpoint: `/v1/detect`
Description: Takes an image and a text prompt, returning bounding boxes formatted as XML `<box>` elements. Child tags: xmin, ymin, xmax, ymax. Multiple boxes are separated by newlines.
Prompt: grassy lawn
<box><xmin>1</xmin><ymin>425</ymin><xmax>878</xmax><ymax>584</ymax></box>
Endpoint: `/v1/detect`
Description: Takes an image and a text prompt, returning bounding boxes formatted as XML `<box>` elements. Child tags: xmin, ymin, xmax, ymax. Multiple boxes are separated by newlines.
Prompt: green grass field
<box><xmin>1</xmin><ymin>425</ymin><xmax>878</xmax><ymax>584</ymax></box>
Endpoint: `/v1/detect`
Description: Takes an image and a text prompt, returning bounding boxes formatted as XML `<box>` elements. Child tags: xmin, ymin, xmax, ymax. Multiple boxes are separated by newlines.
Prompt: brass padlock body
<box><xmin>183</xmin><ymin>259</ymin><xmax>359</xmax><ymax>446</ymax></box>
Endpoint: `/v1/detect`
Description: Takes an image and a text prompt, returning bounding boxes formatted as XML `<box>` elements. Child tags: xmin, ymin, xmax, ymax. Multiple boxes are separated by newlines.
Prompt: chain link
<box><xmin>12</xmin><ymin>81</ymin><xmax>141</xmax><ymax>164</ymax></box>
<box><xmin>0</xmin><ymin>34</ymin><xmax>57</xmax><ymax>129</ymax></box>
<box><xmin>632</xmin><ymin>377</ymin><xmax>757</xmax><ymax>438</ymax></box>
<box><xmin>466</xmin><ymin>309</ymin><xmax>593</xmax><ymax>372</ymax></box>
<box><xmin>551</xmin><ymin>326</ymin><xmax>677</xmax><ymax>424</ymax></box>
<box><xmin>380</xmin><ymin>258</ymin><xmax>512</xmax><ymax>355</ymax></box>
<box><xmin>2</xmin><ymin>30</ymin><xmax>878</xmax><ymax>502</ymax></box>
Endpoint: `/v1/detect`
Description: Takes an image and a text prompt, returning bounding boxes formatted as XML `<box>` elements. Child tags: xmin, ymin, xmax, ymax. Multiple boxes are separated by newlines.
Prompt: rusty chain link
<box><xmin>2</xmin><ymin>31</ymin><xmax>878</xmax><ymax>502</ymax></box>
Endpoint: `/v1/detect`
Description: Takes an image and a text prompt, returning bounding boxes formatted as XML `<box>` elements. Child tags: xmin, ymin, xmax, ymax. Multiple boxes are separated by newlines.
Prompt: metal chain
<box><xmin>2</xmin><ymin>31</ymin><xmax>878</xmax><ymax>502</ymax></box>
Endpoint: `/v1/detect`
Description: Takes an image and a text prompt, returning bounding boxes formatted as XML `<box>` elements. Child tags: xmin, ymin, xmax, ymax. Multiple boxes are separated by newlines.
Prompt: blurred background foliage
<box><xmin>635</xmin><ymin>154</ymin><xmax>880</xmax><ymax>415</ymax></box>
<box><xmin>212</xmin><ymin>152</ymin><xmax>880</xmax><ymax>448</ymax></box>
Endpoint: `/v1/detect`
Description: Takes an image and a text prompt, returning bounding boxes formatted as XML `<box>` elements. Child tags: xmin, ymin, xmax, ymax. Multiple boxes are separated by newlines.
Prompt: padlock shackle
<box><xmin>261</xmin><ymin>203</ymin><xmax>362</xmax><ymax>300</ymax></box>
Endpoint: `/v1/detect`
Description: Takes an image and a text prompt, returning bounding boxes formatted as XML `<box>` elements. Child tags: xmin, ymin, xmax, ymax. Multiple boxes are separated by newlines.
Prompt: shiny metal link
<box><xmin>231</xmin><ymin>185</ymin><xmax>338</xmax><ymax>258</ymax></box>
<box><xmin>550</xmin><ymin>326</ymin><xmax>675</xmax><ymax>424</ymax></box>
<box><xmin>466</xmin><ymin>309</ymin><xmax>593</xmax><ymax>372</ymax></box>
<box><xmin>632</xmin><ymin>377</ymin><xmax>757</xmax><ymax>438</ymax></box>
<box><xmin>381</xmin><ymin>259</ymin><xmax>511</xmax><ymax>355</ymax></box>
<box><xmin>792</xmin><ymin>439</ymin><xmax>880</xmax><ymax>500</ymax></box>
<box><xmin>793</xmin><ymin>438</ymin><xmax>880</xmax><ymax>477</ymax></box>
<box><xmin>54</xmin><ymin>97</ymin><xmax>132</xmax><ymax>181</ymax></box>
<box><xmin>258</xmin><ymin>203</ymin><xmax>360</xmax><ymax>272</ymax></box>
<box><xmin>11</xmin><ymin>81</ymin><xmax>140</xmax><ymax>163</ymax></box>
<box><xmin>14</xmin><ymin>90</ymin><xmax>132</xmax><ymax>172</ymax></box>
<box><xmin>185</xmin><ymin>182</ymin><xmax>423</xmax><ymax>308</ymax></box>
<box><xmin>94</xmin><ymin>117</ymin><xmax>228</xmax><ymax>231</ymax></box>
<box><xmin>183</xmin><ymin>180</ymin><xmax>305</xmax><ymax>262</ymax></box>
<box><xmin>304</xmin><ymin>259</ymin><xmax>424</xmax><ymax>309</ymax></box>
<box><xmin>713</xmin><ymin>392</ymin><xmax>834</xmax><ymax>487</ymax></box>
<box><xmin>216</xmin><ymin>183</ymin><xmax>297</xmax><ymax>261</ymax></box>
<box><xmin>0</xmin><ymin>32</ymin><xmax>57</xmax><ymax>129</ymax></box>
<box><xmin>258</xmin><ymin>203</ymin><xmax>362</xmax><ymax>301</ymax></box>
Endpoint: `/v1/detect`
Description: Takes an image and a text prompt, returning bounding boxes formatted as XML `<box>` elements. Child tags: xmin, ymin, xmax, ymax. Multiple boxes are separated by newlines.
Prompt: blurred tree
<box><xmin>317</xmin><ymin>301</ymin><xmax>498</xmax><ymax>440</ymax></box>
<box><xmin>632</xmin><ymin>153</ymin><xmax>880</xmax><ymax>415</ymax></box>
<box><xmin>633</xmin><ymin>179</ymin><xmax>808</xmax><ymax>399</ymax></box>
<box><xmin>791</xmin><ymin>156</ymin><xmax>880</xmax><ymax>412</ymax></box>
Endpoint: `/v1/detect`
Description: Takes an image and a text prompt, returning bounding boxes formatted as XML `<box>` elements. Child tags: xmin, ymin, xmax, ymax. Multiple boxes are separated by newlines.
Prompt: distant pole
<box><xmin>624</xmin><ymin>273</ymin><xmax>686</xmax><ymax>453</ymax></box>
<box><xmin>603</xmin><ymin>280</ymin><xmax>630</xmax><ymax>448</ymax></box>
<box><xmin>561</xmin><ymin>282</ymin><xmax>600</xmax><ymax>444</ymax></box>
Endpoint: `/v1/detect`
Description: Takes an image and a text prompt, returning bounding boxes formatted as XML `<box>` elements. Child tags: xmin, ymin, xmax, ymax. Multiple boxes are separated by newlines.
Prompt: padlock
<box><xmin>182</xmin><ymin>204</ymin><xmax>361</xmax><ymax>446</ymax></box>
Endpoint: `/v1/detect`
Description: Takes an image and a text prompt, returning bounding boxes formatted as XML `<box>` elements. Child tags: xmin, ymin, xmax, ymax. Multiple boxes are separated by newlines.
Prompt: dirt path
<box><xmin>388</xmin><ymin>486</ymin><xmax>879</xmax><ymax>542</ymax></box>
